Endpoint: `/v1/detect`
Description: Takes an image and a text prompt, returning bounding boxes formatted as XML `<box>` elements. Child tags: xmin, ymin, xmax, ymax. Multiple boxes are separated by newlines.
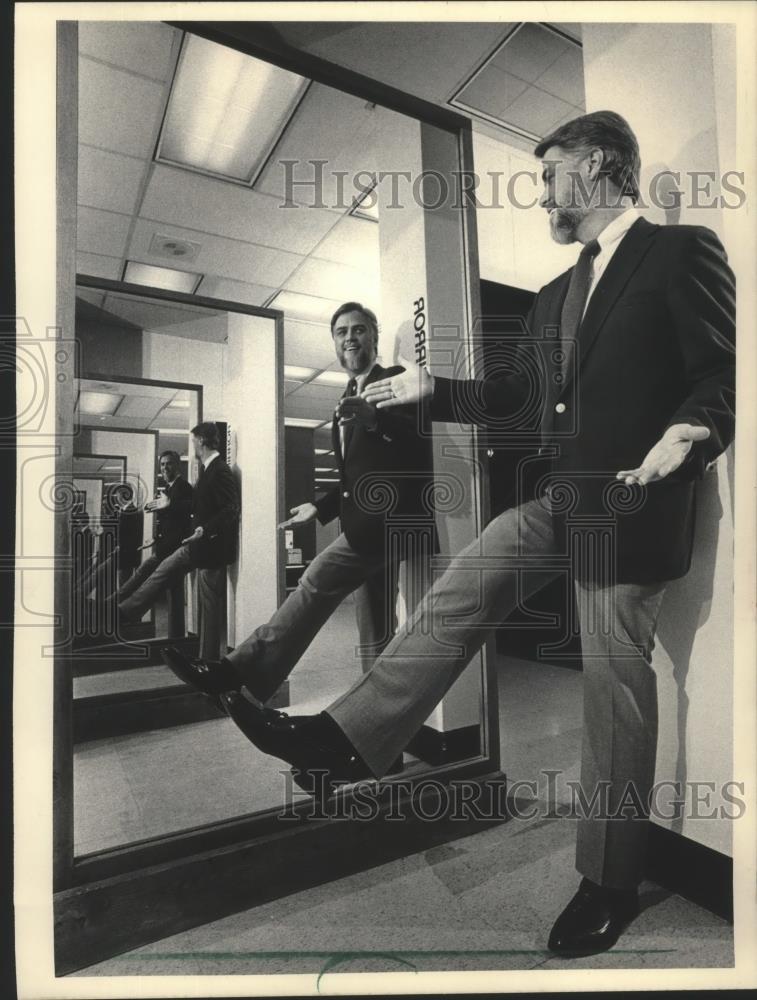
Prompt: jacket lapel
<box><xmin>563</xmin><ymin>217</ymin><xmax>657</xmax><ymax>389</ymax></box>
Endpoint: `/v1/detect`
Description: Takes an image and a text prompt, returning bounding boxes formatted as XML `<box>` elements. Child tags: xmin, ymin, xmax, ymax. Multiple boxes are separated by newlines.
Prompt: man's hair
<box><xmin>534</xmin><ymin>110</ymin><xmax>641</xmax><ymax>203</ymax></box>
<box><xmin>159</xmin><ymin>450</ymin><xmax>181</xmax><ymax>463</ymax></box>
<box><xmin>191</xmin><ymin>422</ymin><xmax>220</xmax><ymax>451</ymax></box>
<box><xmin>330</xmin><ymin>301</ymin><xmax>379</xmax><ymax>340</ymax></box>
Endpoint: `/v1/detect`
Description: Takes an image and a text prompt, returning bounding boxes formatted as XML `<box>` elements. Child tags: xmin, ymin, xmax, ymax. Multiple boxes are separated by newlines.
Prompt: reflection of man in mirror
<box><xmin>162</xmin><ymin>302</ymin><xmax>436</xmax><ymax>773</ymax></box>
<box><xmin>118</xmin><ymin>450</ymin><xmax>193</xmax><ymax>636</ymax></box>
<box><xmin>118</xmin><ymin>424</ymin><xmax>240</xmax><ymax>659</ymax></box>
<box><xmin>177</xmin><ymin>114</ymin><xmax>735</xmax><ymax>957</ymax></box>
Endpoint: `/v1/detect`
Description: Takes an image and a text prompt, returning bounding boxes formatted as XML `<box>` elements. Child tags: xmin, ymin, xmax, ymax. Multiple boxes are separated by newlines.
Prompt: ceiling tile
<box><xmin>284</xmin><ymin>256</ymin><xmax>379</xmax><ymax>304</ymax></box>
<box><xmin>140</xmin><ymin>164</ymin><xmax>340</xmax><ymax>256</ymax></box>
<box><xmin>283</xmin><ymin>318</ymin><xmax>338</xmax><ymax>370</ymax></box>
<box><xmin>78</xmin><ymin>22</ymin><xmax>180</xmax><ymax>82</ymax></box>
<box><xmin>502</xmin><ymin>86</ymin><xmax>575</xmax><ymax>138</ymax></box>
<box><xmin>77</xmin><ymin>207</ymin><xmax>133</xmax><ymax>258</ymax></box>
<box><xmin>78</xmin><ymin>145</ymin><xmax>147</xmax><ymax>215</ymax></box>
<box><xmin>489</xmin><ymin>23</ymin><xmax>568</xmax><ymax>84</ymax></box>
<box><xmin>78</xmin><ymin>57</ymin><xmax>167</xmax><ymax>158</ymax></box>
<box><xmin>197</xmin><ymin>276</ymin><xmax>278</xmax><ymax>307</ymax></box>
<box><xmin>129</xmin><ymin>218</ymin><xmax>304</xmax><ymax>288</ymax></box>
<box><xmin>457</xmin><ymin>67</ymin><xmax>529</xmax><ymax>118</ymax></box>
<box><xmin>255</xmin><ymin>82</ymin><xmax>383</xmax><ymax>211</ymax></box>
<box><xmin>311</xmin><ymin>215</ymin><xmax>379</xmax><ymax>271</ymax></box>
<box><xmin>533</xmin><ymin>46</ymin><xmax>585</xmax><ymax>108</ymax></box>
<box><xmin>76</xmin><ymin>253</ymin><xmax>123</xmax><ymax>281</ymax></box>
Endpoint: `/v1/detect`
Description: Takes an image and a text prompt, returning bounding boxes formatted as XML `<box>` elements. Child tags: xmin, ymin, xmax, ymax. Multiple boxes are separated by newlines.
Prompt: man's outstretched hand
<box><xmin>279</xmin><ymin>502</ymin><xmax>317</xmax><ymax>530</ymax></box>
<box><xmin>616</xmin><ymin>424</ymin><xmax>711</xmax><ymax>486</ymax></box>
<box><xmin>361</xmin><ymin>356</ymin><xmax>434</xmax><ymax>409</ymax></box>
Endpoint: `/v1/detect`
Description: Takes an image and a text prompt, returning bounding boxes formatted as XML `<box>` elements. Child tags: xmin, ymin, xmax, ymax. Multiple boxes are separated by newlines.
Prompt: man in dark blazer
<box><xmin>162</xmin><ymin>302</ymin><xmax>436</xmax><ymax>726</ymax></box>
<box><xmin>119</xmin><ymin>424</ymin><xmax>240</xmax><ymax>658</ymax></box>
<box><xmin>202</xmin><ymin>113</ymin><xmax>735</xmax><ymax>956</ymax></box>
<box><xmin>119</xmin><ymin>450</ymin><xmax>193</xmax><ymax>635</ymax></box>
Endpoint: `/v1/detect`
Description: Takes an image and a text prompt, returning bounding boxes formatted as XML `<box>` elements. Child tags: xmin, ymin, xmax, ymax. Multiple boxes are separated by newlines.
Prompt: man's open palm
<box><xmin>361</xmin><ymin>355</ymin><xmax>433</xmax><ymax>409</ymax></box>
<box><xmin>616</xmin><ymin>424</ymin><xmax>711</xmax><ymax>485</ymax></box>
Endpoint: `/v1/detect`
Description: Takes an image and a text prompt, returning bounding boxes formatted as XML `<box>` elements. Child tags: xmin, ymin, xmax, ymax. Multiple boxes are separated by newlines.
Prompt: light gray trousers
<box><xmin>326</xmin><ymin>499</ymin><xmax>667</xmax><ymax>889</ymax></box>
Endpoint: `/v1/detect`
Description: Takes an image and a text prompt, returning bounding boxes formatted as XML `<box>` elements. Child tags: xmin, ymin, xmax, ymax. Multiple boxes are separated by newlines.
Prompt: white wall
<box><xmin>223</xmin><ymin>312</ymin><xmax>281</xmax><ymax>648</ymax></box>
<box><xmin>580</xmin><ymin>22</ymin><xmax>735</xmax><ymax>855</ymax></box>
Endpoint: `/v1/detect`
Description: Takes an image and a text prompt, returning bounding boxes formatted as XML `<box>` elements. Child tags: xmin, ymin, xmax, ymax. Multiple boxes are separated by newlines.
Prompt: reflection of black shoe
<box><xmin>547</xmin><ymin>878</ymin><xmax>639</xmax><ymax>957</ymax></box>
<box><xmin>220</xmin><ymin>693</ymin><xmax>372</xmax><ymax>796</ymax></box>
<box><xmin>160</xmin><ymin>646</ymin><xmax>242</xmax><ymax>696</ymax></box>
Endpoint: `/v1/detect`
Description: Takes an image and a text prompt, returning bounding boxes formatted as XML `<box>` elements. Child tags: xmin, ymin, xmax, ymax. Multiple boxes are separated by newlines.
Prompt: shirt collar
<box><xmin>351</xmin><ymin>360</ymin><xmax>379</xmax><ymax>390</ymax></box>
<box><xmin>202</xmin><ymin>451</ymin><xmax>220</xmax><ymax>470</ymax></box>
<box><xmin>594</xmin><ymin>206</ymin><xmax>640</xmax><ymax>253</ymax></box>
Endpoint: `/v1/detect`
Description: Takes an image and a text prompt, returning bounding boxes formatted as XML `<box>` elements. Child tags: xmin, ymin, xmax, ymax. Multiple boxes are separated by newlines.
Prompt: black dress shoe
<box><xmin>220</xmin><ymin>692</ymin><xmax>372</xmax><ymax>796</ymax></box>
<box><xmin>160</xmin><ymin>646</ymin><xmax>242</xmax><ymax>697</ymax></box>
<box><xmin>548</xmin><ymin>877</ymin><xmax>640</xmax><ymax>957</ymax></box>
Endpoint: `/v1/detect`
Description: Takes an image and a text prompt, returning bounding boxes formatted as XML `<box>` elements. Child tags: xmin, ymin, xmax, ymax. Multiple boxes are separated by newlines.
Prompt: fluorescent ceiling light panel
<box><xmin>124</xmin><ymin>261</ymin><xmax>200</xmax><ymax>293</ymax></box>
<box><xmin>314</xmin><ymin>448</ymin><xmax>331</xmax><ymax>455</ymax></box>
<box><xmin>285</xmin><ymin>417</ymin><xmax>324</xmax><ymax>428</ymax></box>
<box><xmin>157</xmin><ymin>34</ymin><xmax>308</xmax><ymax>185</ymax></box>
<box><xmin>270</xmin><ymin>291</ymin><xmax>338</xmax><ymax>325</ymax></box>
<box><xmin>284</xmin><ymin>365</ymin><xmax>318</xmax><ymax>381</ymax></box>
<box><xmin>312</xmin><ymin>370</ymin><xmax>348</xmax><ymax>387</ymax></box>
<box><xmin>79</xmin><ymin>391</ymin><xmax>123</xmax><ymax>416</ymax></box>
<box><xmin>167</xmin><ymin>398</ymin><xmax>191</xmax><ymax>409</ymax></box>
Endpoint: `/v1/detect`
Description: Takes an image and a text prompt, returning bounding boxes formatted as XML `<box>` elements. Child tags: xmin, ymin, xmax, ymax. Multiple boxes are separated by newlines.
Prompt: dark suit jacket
<box><xmin>314</xmin><ymin>363</ymin><xmax>437</xmax><ymax>555</ymax></box>
<box><xmin>432</xmin><ymin>218</ymin><xmax>736</xmax><ymax>583</ymax></box>
<box><xmin>154</xmin><ymin>476</ymin><xmax>194</xmax><ymax>560</ymax></box>
<box><xmin>188</xmin><ymin>457</ymin><xmax>241</xmax><ymax>569</ymax></box>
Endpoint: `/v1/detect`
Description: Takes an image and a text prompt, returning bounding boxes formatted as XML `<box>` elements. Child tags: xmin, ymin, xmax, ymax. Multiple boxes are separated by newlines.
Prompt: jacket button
<box><xmin>342</xmin><ymin>490</ymin><xmax>350</xmax><ymax>498</ymax></box>
<box><xmin>555</xmin><ymin>402</ymin><xmax>566</xmax><ymax>414</ymax></box>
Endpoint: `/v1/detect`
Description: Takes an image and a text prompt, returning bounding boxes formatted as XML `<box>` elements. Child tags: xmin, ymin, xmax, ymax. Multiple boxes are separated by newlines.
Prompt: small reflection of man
<box><xmin>118</xmin><ymin>424</ymin><xmax>240</xmax><ymax>659</ymax></box>
<box><xmin>118</xmin><ymin>450</ymin><xmax>193</xmax><ymax>635</ymax></box>
<box><xmin>161</xmin><ymin>302</ymin><xmax>436</xmax><ymax>767</ymax></box>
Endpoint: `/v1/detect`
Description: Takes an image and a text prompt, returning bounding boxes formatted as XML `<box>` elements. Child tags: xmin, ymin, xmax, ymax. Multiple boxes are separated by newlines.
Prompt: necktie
<box><xmin>339</xmin><ymin>378</ymin><xmax>358</xmax><ymax>456</ymax></box>
<box><xmin>559</xmin><ymin>238</ymin><xmax>600</xmax><ymax>383</ymax></box>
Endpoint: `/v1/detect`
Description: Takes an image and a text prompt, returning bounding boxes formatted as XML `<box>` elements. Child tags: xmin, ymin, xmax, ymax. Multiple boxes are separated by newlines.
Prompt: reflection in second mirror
<box><xmin>72</xmin><ymin>23</ymin><xmax>488</xmax><ymax>860</ymax></box>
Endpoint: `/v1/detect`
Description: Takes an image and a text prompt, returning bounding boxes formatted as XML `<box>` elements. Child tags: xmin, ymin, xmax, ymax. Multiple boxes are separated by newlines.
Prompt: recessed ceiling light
<box><xmin>156</xmin><ymin>34</ymin><xmax>309</xmax><ymax>186</ymax></box>
<box><xmin>124</xmin><ymin>261</ymin><xmax>201</xmax><ymax>293</ymax></box>
<box><xmin>78</xmin><ymin>391</ymin><xmax>123</xmax><ymax>416</ymax></box>
<box><xmin>312</xmin><ymin>370</ymin><xmax>349</xmax><ymax>387</ymax></box>
<box><xmin>284</xmin><ymin>365</ymin><xmax>318</xmax><ymax>381</ymax></box>
<box><xmin>285</xmin><ymin>418</ymin><xmax>325</xmax><ymax>429</ymax></box>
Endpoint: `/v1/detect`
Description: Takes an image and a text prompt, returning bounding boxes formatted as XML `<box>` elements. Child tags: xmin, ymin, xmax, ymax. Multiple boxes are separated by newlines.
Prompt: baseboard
<box><xmin>646</xmin><ymin>823</ymin><xmax>732</xmax><ymax>921</ymax></box>
<box><xmin>406</xmin><ymin>723</ymin><xmax>481</xmax><ymax>766</ymax></box>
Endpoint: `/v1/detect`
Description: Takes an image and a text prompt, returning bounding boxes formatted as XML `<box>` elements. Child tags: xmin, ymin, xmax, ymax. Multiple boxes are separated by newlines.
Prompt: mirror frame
<box><xmin>53</xmin><ymin>18</ymin><xmax>502</xmax><ymax>973</ymax></box>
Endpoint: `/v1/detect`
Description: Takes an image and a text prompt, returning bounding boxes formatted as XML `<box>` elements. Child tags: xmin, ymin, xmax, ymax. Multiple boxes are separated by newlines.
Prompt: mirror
<box><xmin>69</xmin><ymin>23</ymin><xmax>491</xmax><ymax>859</ymax></box>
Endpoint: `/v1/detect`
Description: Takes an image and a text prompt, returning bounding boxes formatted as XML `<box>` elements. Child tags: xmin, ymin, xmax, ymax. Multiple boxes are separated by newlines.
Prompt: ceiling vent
<box><xmin>148</xmin><ymin>233</ymin><xmax>201</xmax><ymax>262</ymax></box>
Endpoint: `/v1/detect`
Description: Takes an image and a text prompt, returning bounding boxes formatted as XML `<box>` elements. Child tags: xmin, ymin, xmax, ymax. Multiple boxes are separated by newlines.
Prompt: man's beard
<box><xmin>341</xmin><ymin>346</ymin><xmax>372</xmax><ymax>372</ymax></box>
<box><xmin>549</xmin><ymin>207</ymin><xmax>584</xmax><ymax>244</ymax></box>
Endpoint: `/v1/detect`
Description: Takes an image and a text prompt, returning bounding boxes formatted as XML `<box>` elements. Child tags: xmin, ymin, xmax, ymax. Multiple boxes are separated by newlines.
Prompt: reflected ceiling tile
<box><xmin>129</xmin><ymin>218</ymin><xmax>304</xmax><ymax>287</ymax></box>
<box><xmin>76</xmin><ymin>253</ymin><xmax>123</xmax><ymax>281</ymax></box>
<box><xmin>197</xmin><ymin>276</ymin><xmax>278</xmax><ymax>307</ymax></box>
<box><xmin>78</xmin><ymin>146</ymin><xmax>147</xmax><ymax>216</ymax></box>
<box><xmin>139</xmin><ymin>165</ymin><xmax>336</xmax><ymax>257</ymax></box>
<box><xmin>311</xmin><ymin>216</ymin><xmax>379</xmax><ymax>271</ymax></box>
<box><xmin>77</xmin><ymin>206</ymin><xmax>132</xmax><ymax>258</ymax></box>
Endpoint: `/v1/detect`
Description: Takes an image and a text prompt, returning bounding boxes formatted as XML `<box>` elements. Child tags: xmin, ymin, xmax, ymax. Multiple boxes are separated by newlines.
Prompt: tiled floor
<box><xmin>72</xmin><ymin>611</ymin><xmax>733</xmax><ymax>975</ymax></box>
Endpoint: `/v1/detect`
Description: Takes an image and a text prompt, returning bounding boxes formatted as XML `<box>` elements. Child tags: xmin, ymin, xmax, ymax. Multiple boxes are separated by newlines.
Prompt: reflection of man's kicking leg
<box><xmin>161</xmin><ymin>531</ymin><xmax>395</xmax><ymax>703</ymax></box>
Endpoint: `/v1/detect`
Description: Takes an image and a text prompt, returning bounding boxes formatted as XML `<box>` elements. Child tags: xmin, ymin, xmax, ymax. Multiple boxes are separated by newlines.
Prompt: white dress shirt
<box><xmin>202</xmin><ymin>450</ymin><xmax>220</xmax><ymax>470</ymax></box>
<box><xmin>583</xmin><ymin>206</ymin><xmax>640</xmax><ymax>315</ymax></box>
